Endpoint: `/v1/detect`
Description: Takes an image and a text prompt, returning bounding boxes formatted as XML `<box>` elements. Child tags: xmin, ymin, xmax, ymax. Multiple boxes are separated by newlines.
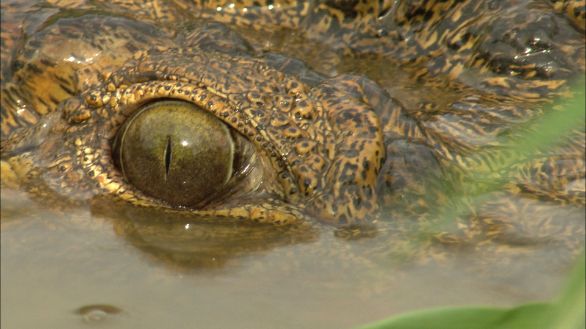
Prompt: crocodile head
<box><xmin>1</xmin><ymin>0</ymin><xmax>584</xmax><ymax>238</ymax></box>
<box><xmin>1</xmin><ymin>14</ymin><xmax>390</xmax><ymax>228</ymax></box>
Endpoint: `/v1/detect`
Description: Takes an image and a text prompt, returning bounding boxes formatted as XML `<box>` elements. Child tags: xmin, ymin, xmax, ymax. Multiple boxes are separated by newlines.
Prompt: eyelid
<box><xmin>81</xmin><ymin>81</ymin><xmax>292</xmax><ymax>211</ymax></box>
<box><xmin>85</xmin><ymin>80</ymin><xmax>298</xmax><ymax>199</ymax></box>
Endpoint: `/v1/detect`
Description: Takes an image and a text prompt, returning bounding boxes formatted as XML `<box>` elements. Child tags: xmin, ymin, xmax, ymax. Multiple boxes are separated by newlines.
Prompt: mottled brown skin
<box><xmin>1</xmin><ymin>0</ymin><xmax>585</xmax><ymax>252</ymax></box>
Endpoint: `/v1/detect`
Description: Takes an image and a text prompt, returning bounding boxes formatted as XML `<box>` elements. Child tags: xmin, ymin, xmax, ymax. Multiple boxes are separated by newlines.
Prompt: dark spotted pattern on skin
<box><xmin>187</xmin><ymin>1</ymin><xmax>585</xmax><ymax>97</ymax></box>
<box><xmin>1</xmin><ymin>0</ymin><xmax>585</xmax><ymax>246</ymax></box>
<box><xmin>552</xmin><ymin>0</ymin><xmax>586</xmax><ymax>31</ymax></box>
<box><xmin>0</xmin><ymin>17</ymin><xmax>386</xmax><ymax>224</ymax></box>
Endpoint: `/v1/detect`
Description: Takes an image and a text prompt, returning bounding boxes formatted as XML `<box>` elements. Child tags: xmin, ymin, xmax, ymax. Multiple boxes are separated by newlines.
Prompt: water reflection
<box><xmin>91</xmin><ymin>197</ymin><xmax>318</xmax><ymax>271</ymax></box>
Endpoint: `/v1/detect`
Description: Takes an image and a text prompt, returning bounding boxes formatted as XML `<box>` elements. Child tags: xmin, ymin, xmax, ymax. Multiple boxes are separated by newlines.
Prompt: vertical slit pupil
<box><xmin>164</xmin><ymin>135</ymin><xmax>172</xmax><ymax>180</ymax></box>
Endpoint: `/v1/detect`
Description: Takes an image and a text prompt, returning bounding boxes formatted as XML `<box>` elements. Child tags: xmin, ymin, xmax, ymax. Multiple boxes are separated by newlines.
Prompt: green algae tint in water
<box><xmin>2</xmin><ymin>1</ymin><xmax>585</xmax><ymax>329</ymax></box>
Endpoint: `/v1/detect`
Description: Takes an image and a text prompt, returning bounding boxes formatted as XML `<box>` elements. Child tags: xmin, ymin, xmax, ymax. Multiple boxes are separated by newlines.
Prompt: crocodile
<box><xmin>1</xmin><ymin>0</ymin><xmax>585</xmax><ymax>262</ymax></box>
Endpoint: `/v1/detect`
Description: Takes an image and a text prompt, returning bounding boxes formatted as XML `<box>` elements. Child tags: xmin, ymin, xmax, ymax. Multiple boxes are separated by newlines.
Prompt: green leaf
<box><xmin>358</xmin><ymin>253</ymin><xmax>585</xmax><ymax>329</ymax></box>
<box><xmin>358</xmin><ymin>303</ymin><xmax>552</xmax><ymax>329</ymax></box>
<box><xmin>546</xmin><ymin>253</ymin><xmax>586</xmax><ymax>329</ymax></box>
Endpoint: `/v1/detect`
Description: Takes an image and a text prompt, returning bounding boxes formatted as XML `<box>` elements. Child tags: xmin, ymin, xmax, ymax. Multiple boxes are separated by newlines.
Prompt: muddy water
<box><xmin>2</xmin><ymin>188</ymin><xmax>580</xmax><ymax>329</ymax></box>
<box><xmin>2</xmin><ymin>1</ymin><xmax>585</xmax><ymax>329</ymax></box>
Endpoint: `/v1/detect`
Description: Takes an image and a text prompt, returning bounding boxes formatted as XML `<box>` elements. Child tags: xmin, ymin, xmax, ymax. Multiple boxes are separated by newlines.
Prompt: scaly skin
<box><xmin>1</xmin><ymin>0</ymin><xmax>585</xmax><ymax>246</ymax></box>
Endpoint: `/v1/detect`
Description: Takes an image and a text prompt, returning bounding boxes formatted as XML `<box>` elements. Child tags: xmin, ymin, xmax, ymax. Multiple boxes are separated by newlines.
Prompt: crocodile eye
<box><xmin>112</xmin><ymin>100</ymin><xmax>235</xmax><ymax>207</ymax></box>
